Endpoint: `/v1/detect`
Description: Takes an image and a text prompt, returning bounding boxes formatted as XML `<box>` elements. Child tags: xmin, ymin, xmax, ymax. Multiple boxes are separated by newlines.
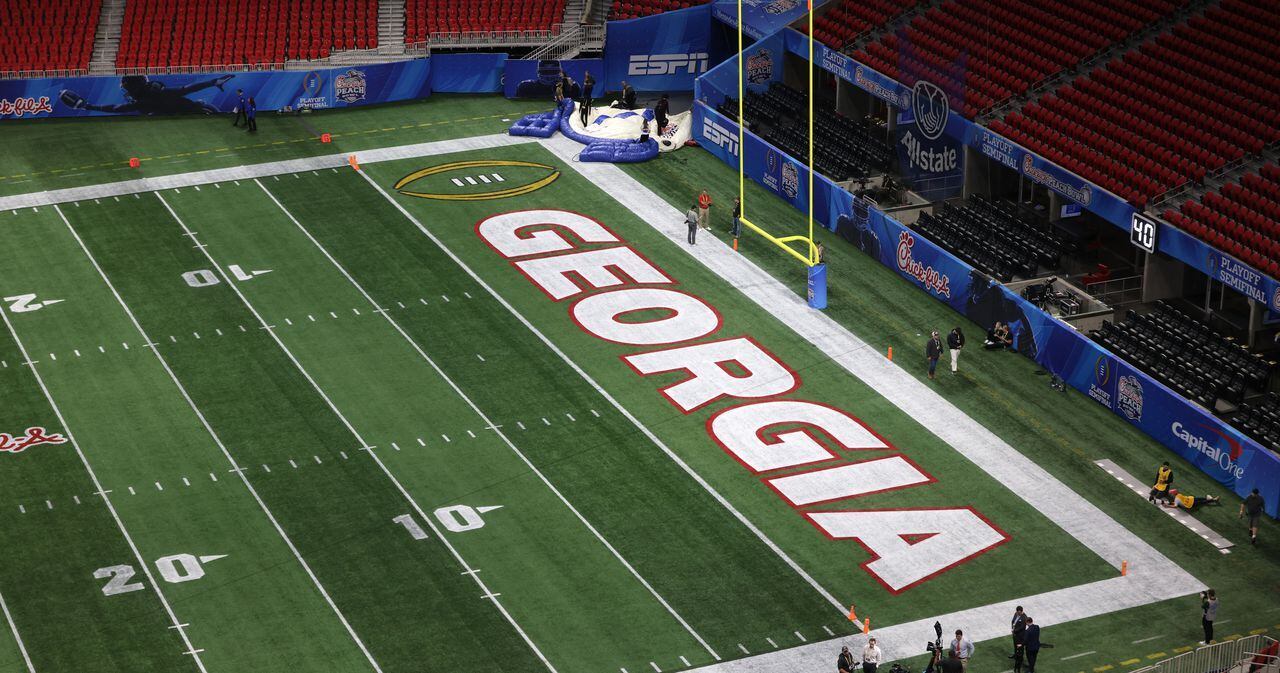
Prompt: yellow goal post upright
<box><xmin>735</xmin><ymin>0</ymin><xmax>827</xmax><ymax>309</ymax></box>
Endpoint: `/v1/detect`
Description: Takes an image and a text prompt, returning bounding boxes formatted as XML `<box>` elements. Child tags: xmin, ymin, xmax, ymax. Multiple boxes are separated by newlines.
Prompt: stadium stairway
<box><xmin>377</xmin><ymin>0</ymin><xmax>406</xmax><ymax>55</ymax></box>
<box><xmin>88</xmin><ymin>0</ymin><xmax>125</xmax><ymax>75</ymax></box>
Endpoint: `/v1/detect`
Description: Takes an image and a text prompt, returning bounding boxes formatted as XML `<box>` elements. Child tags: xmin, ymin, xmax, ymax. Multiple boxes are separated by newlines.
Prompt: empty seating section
<box><xmin>1236</xmin><ymin>393</ymin><xmax>1280</xmax><ymax>452</ymax></box>
<box><xmin>717</xmin><ymin>82</ymin><xmax>891</xmax><ymax>183</ymax></box>
<box><xmin>993</xmin><ymin>0</ymin><xmax>1280</xmax><ymax>209</ymax></box>
<box><xmin>1163</xmin><ymin>164</ymin><xmax>1280</xmax><ymax>279</ymax></box>
<box><xmin>852</xmin><ymin>0</ymin><xmax>1178</xmax><ymax>119</ymax></box>
<box><xmin>804</xmin><ymin>0</ymin><xmax>918</xmax><ymax>51</ymax></box>
<box><xmin>914</xmin><ymin>195</ymin><xmax>1073</xmax><ymax>282</ymax></box>
<box><xmin>405</xmin><ymin>0</ymin><xmax>566</xmax><ymax>41</ymax></box>
<box><xmin>0</xmin><ymin>0</ymin><xmax>100</xmax><ymax>74</ymax></box>
<box><xmin>117</xmin><ymin>0</ymin><xmax>376</xmax><ymax>69</ymax></box>
<box><xmin>1089</xmin><ymin>301</ymin><xmax>1276</xmax><ymax>414</ymax></box>
<box><xmin>610</xmin><ymin>0</ymin><xmax>710</xmax><ymax>21</ymax></box>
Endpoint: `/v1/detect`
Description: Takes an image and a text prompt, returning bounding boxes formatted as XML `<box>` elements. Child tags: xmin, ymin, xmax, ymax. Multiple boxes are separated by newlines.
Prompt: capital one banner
<box><xmin>604</xmin><ymin>4</ymin><xmax>713</xmax><ymax>92</ymax></box>
<box><xmin>694</xmin><ymin>99</ymin><xmax>1280</xmax><ymax>517</ymax></box>
<box><xmin>0</xmin><ymin>59</ymin><xmax>432</xmax><ymax>119</ymax></box>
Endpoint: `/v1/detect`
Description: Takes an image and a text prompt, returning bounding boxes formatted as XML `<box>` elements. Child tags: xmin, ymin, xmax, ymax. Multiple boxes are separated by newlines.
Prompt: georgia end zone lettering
<box><xmin>476</xmin><ymin>209</ymin><xmax>1008</xmax><ymax>593</ymax></box>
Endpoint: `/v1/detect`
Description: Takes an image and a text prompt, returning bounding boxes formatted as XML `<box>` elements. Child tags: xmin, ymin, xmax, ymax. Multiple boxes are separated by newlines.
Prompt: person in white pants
<box><xmin>947</xmin><ymin>327</ymin><xmax>965</xmax><ymax>374</ymax></box>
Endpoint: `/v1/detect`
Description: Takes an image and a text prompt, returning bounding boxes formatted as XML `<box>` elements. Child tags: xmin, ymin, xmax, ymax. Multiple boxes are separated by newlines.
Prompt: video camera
<box><xmin>923</xmin><ymin>621</ymin><xmax>944</xmax><ymax>673</ymax></box>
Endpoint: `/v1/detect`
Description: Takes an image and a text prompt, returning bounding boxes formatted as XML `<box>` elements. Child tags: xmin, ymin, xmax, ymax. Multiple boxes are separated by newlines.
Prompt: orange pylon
<box><xmin>887</xmin><ymin>346</ymin><xmax>893</xmax><ymax>361</ymax></box>
<box><xmin>847</xmin><ymin>605</ymin><xmax>858</xmax><ymax>622</ymax></box>
<box><xmin>1121</xmin><ymin>560</ymin><xmax>1128</xmax><ymax>576</ymax></box>
<box><xmin>863</xmin><ymin>618</ymin><xmax>871</xmax><ymax>635</ymax></box>
<box><xmin>348</xmin><ymin>154</ymin><xmax>360</xmax><ymax>170</ymax></box>
<box><xmin>733</xmin><ymin>237</ymin><xmax>739</xmax><ymax>251</ymax></box>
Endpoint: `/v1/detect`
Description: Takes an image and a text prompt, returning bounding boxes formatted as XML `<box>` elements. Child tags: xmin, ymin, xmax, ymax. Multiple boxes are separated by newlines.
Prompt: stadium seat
<box><xmin>913</xmin><ymin>195</ymin><xmax>1075</xmax><ymax>283</ymax></box>
<box><xmin>405</xmin><ymin>0</ymin><xmax>567</xmax><ymax>42</ymax></box>
<box><xmin>1164</xmin><ymin>163</ymin><xmax>1280</xmax><ymax>278</ymax></box>
<box><xmin>607</xmin><ymin>0</ymin><xmax>711</xmax><ymax>21</ymax></box>
<box><xmin>0</xmin><ymin>0</ymin><xmax>101</xmax><ymax>75</ymax></box>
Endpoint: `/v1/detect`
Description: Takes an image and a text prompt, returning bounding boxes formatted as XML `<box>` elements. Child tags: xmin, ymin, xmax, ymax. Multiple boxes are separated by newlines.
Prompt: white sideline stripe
<box><xmin>164</xmin><ymin>189</ymin><xmax>556</xmax><ymax>673</ymax></box>
<box><xmin>0</xmin><ymin>302</ymin><xmax>208</xmax><ymax>673</ymax></box>
<box><xmin>0</xmin><ymin>590</ymin><xmax>34</xmax><ymax>672</ymax></box>
<box><xmin>1061</xmin><ymin>651</ymin><xmax>1097</xmax><ymax>660</ymax></box>
<box><xmin>56</xmin><ymin>203</ymin><xmax>385</xmax><ymax>673</ymax></box>
<box><xmin>359</xmin><ymin>146</ymin><xmax>845</xmax><ymax>616</ymax></box>
<box><xmin>1094</xmin><ymin>459</ymin><xmax>1233</xmax><ymax>549</ymax></box>
<box><xmin>265</xmin><ymin>176</ymin><xmax>719</xmax><ymax>660</ymax></box>
<box><xmin>541</xmin><ymin>135</ymin><xmax>1205</xmax><ymax>673</ymax></box>
<box><xmin>0</xmin><ymin>134</ymin><xmax>534</xmax><ymax>211</ymax></box>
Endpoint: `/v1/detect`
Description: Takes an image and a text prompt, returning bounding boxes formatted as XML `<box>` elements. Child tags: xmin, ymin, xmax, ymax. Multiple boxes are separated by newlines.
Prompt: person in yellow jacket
<box><xmin>1148</xmin><ymin>461</ymin><xmax>1174</xmax><ymax>504</ymax></box>
<box><xmin>1164</xmin><ymin>489</ymin><xmax>1222</xmax><ymax>511</ymax></box>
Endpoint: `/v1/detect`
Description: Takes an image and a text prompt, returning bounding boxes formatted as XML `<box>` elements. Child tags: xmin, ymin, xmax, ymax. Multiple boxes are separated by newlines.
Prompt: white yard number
<box><xmin>182</xmin><ymin>265</ymin><xmax>273</xmax><ymax>288</ymax></box>
<box><xmin>94</xmin><ymin>554</ymin><xmax>226</xmax><ymax>597</ymax></box>
<box><xmin>394</xmin><ymin>505</ymin><xmax>503</xmax><ymax>538</ymax></box>
<box><xmin>3</xmin><ymin>293</ymin><xmax>65</xmax><ymax>313</ymax></box>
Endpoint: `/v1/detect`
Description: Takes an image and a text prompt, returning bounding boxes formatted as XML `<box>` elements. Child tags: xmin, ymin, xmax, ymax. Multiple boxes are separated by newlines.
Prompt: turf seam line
<box><xmin>0</xmin><ymin>303</ymin><xmax>210</xmax><ymax>671</ymax></box>
<box><xmin>55</xmin><ymin>201</ymin><xmax>385</xmax><ymax>673</ymax></box>
<box><xmin>172</xmin><ymin>185</ymin><xmax>554</xmax><ymax>673</ymax></box>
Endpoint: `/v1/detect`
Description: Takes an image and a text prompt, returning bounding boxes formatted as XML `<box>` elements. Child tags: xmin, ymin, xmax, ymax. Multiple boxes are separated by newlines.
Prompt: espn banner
<box><xmin>603</xmin><ymin>4</ymin><xmax>714</xmax><ymax>93</ymax></box>
<box><xmin>693</xmin><ymin>99</ymin><xmax>1280</xmax><ymax>517</ymax></box>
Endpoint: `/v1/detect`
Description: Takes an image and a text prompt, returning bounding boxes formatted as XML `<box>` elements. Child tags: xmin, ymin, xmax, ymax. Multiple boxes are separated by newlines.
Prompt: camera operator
<box><xmin>941</xmin><ymin>650</ymin><xmax>964</xmax><ymax>673</ymax></box>
<box><xmin>838</xmin><ymin>646</ymin><xmax>857</xmax><ymax>673</ymax></box>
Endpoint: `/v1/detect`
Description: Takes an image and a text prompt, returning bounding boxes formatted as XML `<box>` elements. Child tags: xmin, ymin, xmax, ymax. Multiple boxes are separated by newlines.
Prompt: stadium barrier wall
<box><xmin>603</xmin><ymin>5</ymin><xmax>715</xmax><ymax>93</ymax></box>
<box><xmin>710</xmin><ymin>0</ymin><xmax>835</xmax><ymax>41</ymax></box>
<box><xmin>781</xmin><ymin>28</ymin><xmax>1280</xmax><ymax>312</ymax></box>
<box><xmin>428</xmin><ymin>53</ymin><xmax>507</xmax><ymax>93</ymax></box>
<box><xmin>0</xmin><ymin>59</ymin><xmax>433</xmax><ymax>119</ymax></box>
<box><xmin>693</xmin><ymin>97</ymin><xmax>1280</xmax><ymax>517</ymax></box>
<box><xmin>503</xmin><ymin>58</ymin><xmax>605</xmax><ymax>99</ymax></box>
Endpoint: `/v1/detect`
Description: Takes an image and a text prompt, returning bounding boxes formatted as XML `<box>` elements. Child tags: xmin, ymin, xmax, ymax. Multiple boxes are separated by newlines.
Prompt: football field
<box><xmin>0</xmin><ymin>130</ymin><xmax>1254</xmax><ymax>673</ymax></box>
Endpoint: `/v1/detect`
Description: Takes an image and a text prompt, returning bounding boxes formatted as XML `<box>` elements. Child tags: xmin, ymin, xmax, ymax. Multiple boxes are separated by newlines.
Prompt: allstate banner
<box><xmin>694</xmin><ymin>99</ymin><xmax>1280</xmax><ymax>517</ymax></box>
<box><xmin>604</xmin><ymin>5</ymin><xmax>713</xmax><ymax>92</ymax></box>
<box><xmin>504</xmin><ymin>58</ymin><xmax>604</xmax><ymax>99</ymax></box>
<box><xmin>0</xmin><ymin>59</ymin><xmax>432</xmax><ymax>119</ymax></box>
<box><xmin>894</xmin><ymin>31</ymin><xmax>965</xmax><ymax>201</ymax></box>
<box><xmin>712</xmin><ymin>0</ymin><xmax>833</xmax><ymax>40</ymax></box>
<box><xmin>429</xmin><ymin>53</ymin><xmax>506</xmax><ymax>93</ymax></box>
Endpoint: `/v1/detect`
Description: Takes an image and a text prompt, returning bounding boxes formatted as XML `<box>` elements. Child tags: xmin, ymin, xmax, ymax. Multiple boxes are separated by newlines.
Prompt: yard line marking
<box><xmin>61</xmin><ymin>200</ymin><xmax>383</xmax><ymax>673</ymax></box>
<box><xmin>738</xmin><ymin>644</ymin><xmax>750</xmax><ymax>655</ymax></box>
<box><xmin>461</xmin><ymin>568</ymin><xmax>482</xmax><ymax>577</ymax></box>
<box><xmin>1062</xmin><ymin>651</ymin><xmax>1097</xmax><ymax>660</ymax></box>
<box><xmin>1132</xmin><ymin>636</ymin><xmax>1163</xmax><ymax>644</ymax></box>
<box><xmin>360</xmin><ymin>169</ymin><xmax>842</xmax><ymax>615</ymax></box>
<box><xmin>0</xmin><ymin>590</ymin><xmax>35</xmax><ymax>673</ymax></box>
<box><xmin>766</xmin><ymin>638</ymin><xmax>778</xmax><ymax>649</ymax></box>
<box><xmin>292</xmin><ymin>174</ymin><xmax>721</xmax><ymax>660</ymax></box>
<box><xmin>681</xmin><ymin>656</ymin><xmax>691</xmax><ymax>667</ymax></box>
<box><xmin>0</xmin><ymin>303</ymin><xmax>209</xmax><ymax>672</ymax></box>
<box><xmin>199</xmin><ymin>183</ymin><xmax>554</xmax><ymax>673</ymax></box>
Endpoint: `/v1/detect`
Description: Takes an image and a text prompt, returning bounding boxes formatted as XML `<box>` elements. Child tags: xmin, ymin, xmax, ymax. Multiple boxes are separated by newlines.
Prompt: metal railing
<box><xmin>1085</xmin><ymin>274</ymin><xmax>1143</xmax><ymax>306</ymax></box>
<box><xmin>1133</xmin><ymin>635</ymin><xmax>1278</xmax><ymax>673</ymax></box>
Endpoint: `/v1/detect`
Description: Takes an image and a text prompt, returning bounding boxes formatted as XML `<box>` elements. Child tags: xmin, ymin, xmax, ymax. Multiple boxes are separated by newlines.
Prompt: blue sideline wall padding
<box><xmin>504</xmin><ymin>58</ymin><xmax>605</xmax><ymax>99</ymax></box>
<box><xmin>429</xmin><ymin>53</ymin><xmax>506</xmax><ymax>93</ymax></box>
<box><xmin>0</xmin><ymin>59</ymin><xmax>432</xmax><ymax>119</ymax></box>
<box><xmin>693</xmin><ymin>99</ymin><xmax>1280</xmax><ymax>518</ymax></box>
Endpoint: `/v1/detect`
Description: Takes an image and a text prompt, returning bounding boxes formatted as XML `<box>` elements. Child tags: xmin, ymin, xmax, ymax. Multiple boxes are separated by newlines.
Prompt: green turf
<box><xmin>0</xmin><ymin>96</ymin><xmax>1277</xmax><ymax>673</ymax></box>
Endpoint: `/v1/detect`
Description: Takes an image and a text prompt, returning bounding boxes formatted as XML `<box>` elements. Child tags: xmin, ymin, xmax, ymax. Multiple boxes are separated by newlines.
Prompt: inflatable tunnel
<box><xmin>508</xmin><ymin>104</ymin><xmax>564</xmax><ymax>138</ymax></box>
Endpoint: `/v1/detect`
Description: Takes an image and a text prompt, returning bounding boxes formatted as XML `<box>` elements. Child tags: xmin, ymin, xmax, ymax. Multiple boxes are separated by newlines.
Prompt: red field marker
<box><xmin>128</xmin><ymin>157</ymin><xmax>140</xmax><ymax>168</ymax></box>
<box><xmin>320</xmin><ymin>132</ymin><xmax>332</xmax><ymax>143</ymax></box>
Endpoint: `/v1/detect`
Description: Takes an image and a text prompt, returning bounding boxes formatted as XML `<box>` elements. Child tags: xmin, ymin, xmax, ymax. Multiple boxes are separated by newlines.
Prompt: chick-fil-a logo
<box><xmin>0</xmin><ymin>96</ymin><xmax>53</xmax><ymax>118</ymax></box>
<box><xmin>0</xmin><ymin>427</ymin><xmax>67</xmax><ymax>454</ymax></box>
<box><xmin>896</xmin><ymin>231</ymin><xmax>952</xmax><ymax>298</ymax></box>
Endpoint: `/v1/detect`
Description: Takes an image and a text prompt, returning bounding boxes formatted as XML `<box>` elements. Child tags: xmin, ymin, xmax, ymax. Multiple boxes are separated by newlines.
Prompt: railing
<box><xmin>5</xmin><ymin>45</ymin><xmax>421</xmax><ymax>80</ymax></box>
<box><xmin>1132</xmin><ymin>635</ymin><xmax>1278</xmax><ymax>673</ymax></box>
<box><xmin>0</xmin><ymin>67</ymin><xmax>90</xmax><ymax>80</ymax></box>
<box><xmin>404</xmin><ymin>24</ymin><xmax>568</xmax><ymax>51</ymax></box>
<box><xmin>1085</xmin><ymin>274</ymin><xmax>1143</xmax><ymax>306</ymax></box>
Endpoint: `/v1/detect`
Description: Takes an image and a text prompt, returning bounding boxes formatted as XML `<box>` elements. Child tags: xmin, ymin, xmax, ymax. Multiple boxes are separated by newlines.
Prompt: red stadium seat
<box><xmin>0</xmin><ymin>0</ymin><xmax>101</xmax><ymax>74</ymax></box>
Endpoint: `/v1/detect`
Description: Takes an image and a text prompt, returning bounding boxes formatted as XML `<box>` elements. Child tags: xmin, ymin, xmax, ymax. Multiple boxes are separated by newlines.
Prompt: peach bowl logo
<box><xmin>0</xmin><ymin>427</ymin><xmax>67</xmax><ymax>454</ymax></box>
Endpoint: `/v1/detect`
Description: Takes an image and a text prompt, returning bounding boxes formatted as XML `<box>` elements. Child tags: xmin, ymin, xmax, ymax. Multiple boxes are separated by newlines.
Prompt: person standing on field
<box><xmin>731</xmin><ymin>197</ymin><xmax>742</xmax><ymax>238</ymax></box>
<box><xmin>951</xmin><ymin>629</ymin><xmax>974</xmax><ymax>672</ymax></box>
<box><xmin>232</xmin><ymin>88</ymin><xmax>247</xmax><ymax>127</ymax></box>
<box><xmin>837</xmin><ymin>646</ymin><xmax>856</xmax><ymax>673</ymax></box>
<box><xmin>1010</xmin><ymin>605</ymin><xmax>1027</xmax><ymax>658</ymax></box>
<box><xmin>1022</xmin><ymin>617</ymin><xmax>1041</xmax><ymax>673</ymax></box>
<box><xmin>580</xmin><ymin>70</ymin><xmax>595</xmax><ymax>126</ymax></box>
<box><xmin>926</xmin><ymin>331</ymin><xmax>944</xmax><ymax>381</ymax></box>
<box><xmin>1149</xmin><ymin>461</ymin><xmax>1174</xmax><ymax>504</ymax></box>
<box><xmin>1201</xmin><ymin>589</ymin><xmax>1218</xmax><ymax>644</ymax></box>
<box><xmin>245</xmin><ymin>96</ymin><xmax>257</xmax><ymax>132</ymax></box>
<box><xmin>862</xmin><ymin>637</ymin><xmax>883</xmax><ymax>673</ymax></box>
<box><xmin>1241</xmin><ymin>488</ymin><xmax>1264</xmax><ymax>545</ymax></box>
<box><xmin>948</xmin><ymin>327</ymin><xmax>965</xmax><ymax>374</ymax></box>
<box><xmin>698</xmin><ymin>189</ymin><xmax>713</xmax><ymax>230</ymax></box>
<box><xmin>685</xmin><ymin>204</ymin><xmax>699</xmax><ymax>245</ymax></box>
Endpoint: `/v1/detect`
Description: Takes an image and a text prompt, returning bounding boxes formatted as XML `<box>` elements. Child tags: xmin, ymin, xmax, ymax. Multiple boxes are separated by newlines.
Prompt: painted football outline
<box><xmin>394</xmin><ymin>160</ymin><xmax>560</xmax><ymax>201</ymax></box>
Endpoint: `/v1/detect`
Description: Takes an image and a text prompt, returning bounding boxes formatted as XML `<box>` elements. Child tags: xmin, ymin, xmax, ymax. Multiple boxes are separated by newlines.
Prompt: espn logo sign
<box><xmin>628</xmin><ymin>53</ymin><xmax>710</xmax><ymax>76</ymax></box>
<box><xmin>702</xmin><ymin>117</ymin><xmax>739</xmax><ymax>157</ymax></box>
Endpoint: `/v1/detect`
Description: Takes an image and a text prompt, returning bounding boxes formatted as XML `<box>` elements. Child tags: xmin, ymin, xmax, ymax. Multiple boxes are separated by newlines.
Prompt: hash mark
<box><xmin>170</xmin><ymin>335</ymin><xmax>177</xmax><ymax>343</ymax></box>
<box><xmin>766</xmin><ymin>637</ymin><xmax>778</xmax><ymax>648</ymax></box>
<box><xmin>352</xmin><ymin>308</ymin><xmax>361</xmax><ymax>316</ymax></box>
<box><xmin>263</xmin><ymin>464</ymin><xmax>271</xmax><ymax>473</ymax></box>
<box><xmin>73</xmin><ymin>496</ymin><xmax>81</xmax><ymax>505</ymax></box>
<box><xmin>464</xmin><ymin>291</ymin><xmax>473</xmax><ymax>299</ymax></box>
<box><xmin>650</xmin><ymin>663</ymin><xmax>661</xmax><ymax>673</ymax></box>
<box><xmin>476</xmin><ymin>354</ymin><xmax>485</xmax><ymax>362</ymax></box>
<box><xmin>49</xmin><ymin>353</ymin><xmax>56</xmax><ymax>361</ymax></box>
<box><xmin>330</xmin><ymin>312</ymin><xmax>338</xmax><ymax>319</ymax></box>
<box><xmin>397</xmin><ymin>301</ymin><xmax>406</xmax><ymax>309</ymax></box>
<box><xmin>517</xmin><ymin>421</ymin><xmax>526</xmax><ymax>430</ymax></box>
<box><xmin>193</xmin><ymin>332</ymin><xmax>201</xmax><ymax>339</ymax></box>
<box><xmin>392</xmin><ymin>443</ymin><xmax>401</xmax><ymax>451</ymax></box>
<box><xmin>284</xmin><ymin>318</ymin><xmax>293</xmax><ymax>326</ymax></box>
<box><xmin>74</xmin><ymin>350</ymin><xmax>81</xmax><ymax>357</ymax></box>
<box><xmin>313</xmin><ymin>455</ymin><xmax>322</xmax><ymax>464</ymax></box>
<box><xmin>289</xmin><ymin>459</ymin><xmax>298</xmax><ymax>469</ymax></box>
<box><xmin>340</xmin><ymin>451</ymin><xmax>349</xmax><ymax>460</ymax></box>
<box><xmin>97</xmin><ymin>346</ymin><xmax>104</xmax><ymax>353</ymax></box>
<box><xmin>46</xmin><ymin>500</ymin><xmax>53</xmax><ymax>510</ymax></box>
<box><xmin>238</xmin><ymin>325</ymin><xmax>246</xmax><ymax>332</ymax></box>
<box><xmin>182</xmin><ymin>477</ymin><xmax>191</xmax><ymax>486</ymax></box>
<box><xmin>128</xmin><ymin>486</ymin><xmax>136</xmax><ymax>495</ymax></box>
<box><xmin>215</xmin><ymin>328</ymin><xmax>223</xmax><ymax>336</ymax></box>
<box><xmin>155</xmin><ymin>482</ymin><xmax>163</xmax><ymax>491</ymax></box>
<box><xmin>441</xmin><ymin>295</ymin><xmax>450</xmax><ymax>302</ymax></box>
<box><xmin>591</xmin><ymin>409</ymin><xmax>601</xmax><ymax>417</ymax></box>
<box><xmin>822</xmin><ymin>625</ymin><xmax>834</xmax><ymax>636</ymax></box>
<box><xmin>442</xmin><ymin>434</ymin><xmax>451</xmax><ymax>443</ymax></box>
<box><xmin>419</xmin><ymin>298</ymin><xmax>429</xmax><ymax>305</ymax></box>
<box><xmin>18</xmin><ymin>505</ymin><xmax>24</xmax><ymax>514</ymax></box>
<box><xmin>417</xmin><ymin>438</ymin><xmax>426</xmax><ymax>446</ymax></box>
<box><xmin>466</xmin><ymin>430</ymin><xmax>476</xmax><ymax>438</ymax></box>
<box><xmin>121</xmin><ymin>342</ymin><xmax>129</xmax><ymax>350</ymax></box>
<box><xmin>542</xmin><ymin>417</ymin><xmax>550</xmax><ymax>426</ymax></box>
<box><xmin>794</xmin><ymin>631</ymin><xmax>806</xmax><ymax>642</ymax></box>
<box><xmin>566</xmin><ymin>413</ymin><xmax>576</xmax><ymax>422</ymax></box>
<box><xmin>209</xmin><ymin>472</ymin><xmax>218</xmax><ymax>481</ymax></box>
<box><xmin>308</xmin><ymin>315</ymin><xmax>316</xmax><ymax>322</ymax></box>
<box><xmin>679</xmin><ymin>656</ymin><xmax>691</xmax><ymax>667</ymax></box>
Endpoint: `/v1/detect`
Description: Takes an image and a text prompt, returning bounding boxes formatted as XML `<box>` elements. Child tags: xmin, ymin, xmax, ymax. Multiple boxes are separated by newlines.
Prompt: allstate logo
<box><xmin>1272</xmin><ymin>286</ymin><xmax>1280</xmax><ymax>311</ymax></box>
<box><xmin>1094</xmin><ymin>356</ymin><xmax>1111</xmax><ymax>387</ymax></box>
<box><xmin>912</xmin><ymin>80</ymin><xmax>949</xmax><ymax>141</ymax></box>
<box><xmin>1117</xmin><ymin>374</ymin><xmax>1144</xmax><ymax>421</ymax></box>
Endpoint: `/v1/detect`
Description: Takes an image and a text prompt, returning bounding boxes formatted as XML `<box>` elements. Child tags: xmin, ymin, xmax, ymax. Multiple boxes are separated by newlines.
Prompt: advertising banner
<box><xmin>604</xmin><ymin>5</ymin><xmax>713</xmax><ymax>92</ymax></box>
<box><xmin>0</xmin><ymin>59</ymin><xmax>432</xmax><ymax>119</ymax></box>
<box><xmin>503</xmin><ymin>58</ymin><xmax>605</xmax><ymax>99</ymax></box>
<box><xmin>696</xmin><ymin>28</ymin><xmax>784</xmax><ymax>109</ymax></box>
<box><xmin>429</xmin><ymin>53</ymin><xmax>506</xmax><ymax>93</ymax></box>
<box><xmin>711</xmin><ymin>0</ymin><xmax>833</xmax><ymax>41</ymax></box>
<box><xmin>695</xmin><ymin>99</ymin><xmax>1280</xmax><ymax>516</ymax></box>
<box><xmin>1159</xmin><ymin>224</ymin><xmax>1280</xmax><ymax>312</ymax></box>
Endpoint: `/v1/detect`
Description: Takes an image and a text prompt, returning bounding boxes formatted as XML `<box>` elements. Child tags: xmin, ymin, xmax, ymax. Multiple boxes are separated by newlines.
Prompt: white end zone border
<box><xmin>539</xmin><ymin>135</ymin><xmax>1204</xmax><ymax>672</ymax></box>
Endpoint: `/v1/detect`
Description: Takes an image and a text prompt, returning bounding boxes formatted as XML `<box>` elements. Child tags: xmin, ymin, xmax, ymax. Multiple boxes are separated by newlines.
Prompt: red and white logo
<box><xmin>0</xmin><ymin>427</ymin><xmax>67</xmax><ymax>454</ymax></box>
<box><xmin>0</xmin><ymin>96</ymin><xmax>53</xmax><ymax>118</ymax></box>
